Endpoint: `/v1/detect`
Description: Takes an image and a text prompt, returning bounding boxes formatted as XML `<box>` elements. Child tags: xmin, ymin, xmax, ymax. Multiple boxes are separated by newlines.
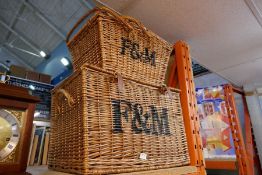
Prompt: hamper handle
<box><xmin>159</xmin><ymin>85</ymin><xmax>173</xmax><ymax>100</ymax></box>
<box><xmin>66</xmin><ymin>7</ymin><xmax>133</xmax><ymax>43</ymax></box>
<box><xmin>122</xmin><ymin>16</ymin><xmax>150</xmax><ymax>38</ymax></box>
<box><xmin>54</xmin><ymin>89</ymin><xmax>75</xmax><ymax>107</ymax></box>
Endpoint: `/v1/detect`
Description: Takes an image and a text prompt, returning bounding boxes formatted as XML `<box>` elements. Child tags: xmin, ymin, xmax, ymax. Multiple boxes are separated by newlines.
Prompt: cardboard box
<box><xmin>39</xmin><ymin>73</ymin><xmax>51</xmax><ymax>84</ymax></box>
<box><xmin>10</xmin><ymin>65</ymin><xmax>27</xmax><ymax>78</ymax></box>
<box><xmin>26</xmin><ymin>71</ymin><xmax>40</xmax><ymax>81</ymax></box>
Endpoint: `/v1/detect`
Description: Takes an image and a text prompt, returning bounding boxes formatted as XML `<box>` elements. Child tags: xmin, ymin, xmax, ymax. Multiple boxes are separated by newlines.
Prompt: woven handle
<box><xmin>54</xmin><ymin>89</ymin><xmax>75</xmax><ymax>107</ymax></box>
<box><xmin>159</xmin><ymin>85</ymin><xmax>173</xmax><ymax>100</ymax></box>
<box><xmin>123</xmin><ymin>16</ymin><xmax>150</xmax><ymax>38</ymax></box>
<box><xmin>66</xmin><ymin>7</ymin><xmax>133</xmax><ymax>43</ymax></box>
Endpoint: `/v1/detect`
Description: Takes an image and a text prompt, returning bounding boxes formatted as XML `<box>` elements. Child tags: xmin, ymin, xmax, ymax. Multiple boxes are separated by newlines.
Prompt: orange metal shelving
<box><xmin>205</xmin><ymin>160</ymin><xmax>237</xmax><ymax>170</ymax></box>
<box><xmin>168</xmin><ymin>40</ymin><xmax>206</xmax><ymax>175</ymax></box>
<box><xmin>224</xmin><ymin>85</ymin><xmax>252</xmax><ymax>175</ymax></box>
<box><xmin>167</xmin><ymin>41</ymin><xmax>261</xmax><ymax>175</ymax></box>
<box><xmin>203</xmin><ymin>82</ymin><xmax>260</xmax><ymax>174</ymax></box>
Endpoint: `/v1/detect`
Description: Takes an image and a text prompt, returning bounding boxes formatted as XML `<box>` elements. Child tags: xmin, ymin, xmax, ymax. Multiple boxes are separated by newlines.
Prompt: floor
<box><xmin>27</xmin><ymin>166</ymin><xmax>71</xmax><ymax>175</ymax></box>
<box><xmin>26</xmin><ymin>166</ymin><xmax>198</xmax><ymax>175</ymax></box>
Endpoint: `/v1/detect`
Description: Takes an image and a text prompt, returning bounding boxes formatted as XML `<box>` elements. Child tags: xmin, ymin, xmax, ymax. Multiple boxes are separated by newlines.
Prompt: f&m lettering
<box><xmin>120</xmin><ymin>37</ymin><xmax>156</xmax><ymax>66</ymax></box>
<box><xmin>112</xmin><ymin>99</ymin><xmax>171</xmax><ymax>135</ymax></box>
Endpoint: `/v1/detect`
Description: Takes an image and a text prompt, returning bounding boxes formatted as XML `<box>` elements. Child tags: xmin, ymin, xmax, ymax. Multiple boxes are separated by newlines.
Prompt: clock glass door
<box><xmin>0</xmin><ymin>109</ymin><xmax>21</xmax><ymax>161</ymax></box>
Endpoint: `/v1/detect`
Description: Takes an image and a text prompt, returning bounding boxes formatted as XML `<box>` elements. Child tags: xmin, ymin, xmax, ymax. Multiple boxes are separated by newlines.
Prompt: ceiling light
<box><xmin>40</xmin><ymin>51</ymin><xmax>46</xmax><ymax>57</ymax></box>
<box><xmin>61</xmin><ymin>57</ymin><xmax>69</xmax><ymax>66</ymax></box>
<box><xmin>29</xmin><ymin>84</ymin><xmax>35</xmax><ymax>90</ymax></box>
<box><xmin>34</xmin><ymin>112</ymin><xmax>40</xmax><ymax>117</ymax></box>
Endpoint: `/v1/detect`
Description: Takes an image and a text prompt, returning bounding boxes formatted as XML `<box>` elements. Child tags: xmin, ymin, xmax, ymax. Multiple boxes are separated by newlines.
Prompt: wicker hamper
<box><xmin>66</xmin><ymin>7</ymin><xmax>172</xmax><ymax>87</ymax></box>
<box><xmin>48</xmin><ymin>65</ymin><xmax>190</xmax><ymax>175</ymax></box>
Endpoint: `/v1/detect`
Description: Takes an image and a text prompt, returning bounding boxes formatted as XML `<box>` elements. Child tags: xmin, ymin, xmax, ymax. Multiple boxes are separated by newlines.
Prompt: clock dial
<box><xmin>0</xmin><ymin>109</ymin><xmax>20</xmax><ymax>160</ymax></box>
<box><xmin>0</xmin><ymin>117</ymin><xmax>12</xmax><ymax>150</ymax></box>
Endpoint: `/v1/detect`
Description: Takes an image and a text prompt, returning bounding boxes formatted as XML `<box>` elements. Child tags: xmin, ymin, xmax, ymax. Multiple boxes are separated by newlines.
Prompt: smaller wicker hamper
<box><xmin>66</xmin><ymin>7</ymin><xmax>172</xmax><ymax>87</ymax></box>
<box><xmin>48</xmin><ymin>65</ymin><xmax>190</xmax><ymax>175</ymax></box>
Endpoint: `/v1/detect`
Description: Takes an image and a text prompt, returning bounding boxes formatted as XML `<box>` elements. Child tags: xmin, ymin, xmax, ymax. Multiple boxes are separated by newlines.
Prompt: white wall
<box><xmin>244</xmin><ymin>83</ymin><xmax>262</xmax><ymax>168</ymax></box>
<box><xmin>194</xmin><ymin>73</ymin><xmax>229</xmax><ymax>88</ymax></box>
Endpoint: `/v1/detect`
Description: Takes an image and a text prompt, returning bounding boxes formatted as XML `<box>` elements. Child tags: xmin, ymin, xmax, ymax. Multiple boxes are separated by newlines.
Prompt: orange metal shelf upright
<box><xmin>224</xmin><ymin>85</ymin><xmax>251</xmax><ymax>175</ymax></box>
<box><xmin>224</xmin><ymin>85</ymin><xmax>262</xmax><ymax>175</ymax></box>
<box><xmin>167</xmin><ymin>41</ymin><xmax>206</xmax><ymax>175</ymax></box>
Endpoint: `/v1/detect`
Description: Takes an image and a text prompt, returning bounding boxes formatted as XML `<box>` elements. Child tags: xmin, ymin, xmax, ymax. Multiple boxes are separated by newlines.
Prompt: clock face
<box><xmin>0</xmin><ymin>109</ymin><xmax>20</xmax><ymax>160</ymax></box>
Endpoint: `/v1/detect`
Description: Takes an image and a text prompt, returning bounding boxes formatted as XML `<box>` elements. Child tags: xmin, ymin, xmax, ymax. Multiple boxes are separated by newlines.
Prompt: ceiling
<box><xmin>0</xmin><ymin>0</ymin><xmax>209</xmax><ymax>79</ymax></box>
<box><xmin>99</xmin><ymin>0</ymin><xmax>262</xmax><ymax>86</ymax></box>
<box><xmin>0</xmin><ymin>0</ymin><xmax>93</xmax><ymax>70</ymax></box>
<box><xmin>1</xmin><ymin>0</ymin><xmax>261</xmax><ymax>85</ymax></box>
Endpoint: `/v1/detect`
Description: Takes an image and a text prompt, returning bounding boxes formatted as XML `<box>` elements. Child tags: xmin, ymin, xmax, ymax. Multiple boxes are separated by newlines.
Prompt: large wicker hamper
<box><xmin>48</xmin><ymin>65</ymin><xmax>190</xmax><ymax>175</ymax></box>
<box><xmin>66</xmin><ymin>7</ymin><xmax>172</xmax><ymax>87</ymax></box>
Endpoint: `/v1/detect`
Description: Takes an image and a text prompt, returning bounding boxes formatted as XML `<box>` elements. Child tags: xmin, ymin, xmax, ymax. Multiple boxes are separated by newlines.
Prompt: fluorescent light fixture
<box><xmin>39</xmin><ymin>51</ymin><xmax>46</xmax><ymax>57</ymax></box>
<box><xmin>61</xmin><ymin>57</ymin><xmax>69</xmax><ymax>66</ymax></box>
<box><xmin>245</xmin><ymin>0</ymin><xmax>262</xmax><ymax>28</ymax></box>
<box><xmin>29</xmin><ymin>84</ymin><xmax>35</xmax><ymax>90</ymax></box>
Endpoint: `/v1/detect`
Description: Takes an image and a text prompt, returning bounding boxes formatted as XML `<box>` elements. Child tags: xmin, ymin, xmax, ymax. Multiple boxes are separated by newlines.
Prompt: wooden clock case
<box><xmin>0</xmin><ymin>83</ymin><xmax>40</xmax><ymax>174</ymax></box>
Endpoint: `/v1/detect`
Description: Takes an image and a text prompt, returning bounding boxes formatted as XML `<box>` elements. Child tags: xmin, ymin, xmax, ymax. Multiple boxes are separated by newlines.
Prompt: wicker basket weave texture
<box><xmin>67</xmin><ymin>7</ymin><xmax>172</xmax><ymax>87</ymax></box>
<box><xmin>49</xmin><ymin>66</ymin><xmax>190</xmax><ymax>175</ymax></box>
